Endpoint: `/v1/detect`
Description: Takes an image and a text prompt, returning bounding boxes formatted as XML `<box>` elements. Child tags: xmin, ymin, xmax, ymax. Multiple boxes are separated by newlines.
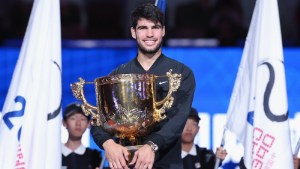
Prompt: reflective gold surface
<box><xmin>71</xmin><ymin>69</ymin><xmax>181</xmax><ymax>146</ymax></box>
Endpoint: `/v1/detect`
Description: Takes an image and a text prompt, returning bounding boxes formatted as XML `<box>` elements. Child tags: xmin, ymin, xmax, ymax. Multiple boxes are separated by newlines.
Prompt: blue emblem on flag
<box><xmin>3</xmin><ymin>96</ymin><xmax>26</xmax><ymax>130</ymax></box>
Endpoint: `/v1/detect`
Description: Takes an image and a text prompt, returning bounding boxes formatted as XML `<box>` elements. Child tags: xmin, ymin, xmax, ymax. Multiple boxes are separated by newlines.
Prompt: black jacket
<box><xmin>183</xmin><ymin>145</ymin><xmax>218</xmax><ymax>169</ymax></box>
<box><xmin>62</xmin><ymin>148</ymin><xmax>101</xmax><ymax>169</ymax></box>
<box><xmin>91</xmin><ymin>54</ymin><xmax>196</xmax><ymax>169</ymax></box>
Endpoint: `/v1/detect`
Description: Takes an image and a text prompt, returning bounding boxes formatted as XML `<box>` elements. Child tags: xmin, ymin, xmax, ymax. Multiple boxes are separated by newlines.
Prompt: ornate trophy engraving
<box><xmin>71</xmin><ymin>69</ymin><xmax>181</xmax><ymax>160</ymax></box>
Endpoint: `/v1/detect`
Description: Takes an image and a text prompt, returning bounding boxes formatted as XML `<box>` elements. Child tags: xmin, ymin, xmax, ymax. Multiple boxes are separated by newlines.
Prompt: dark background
<box><xmin>0</xmin><ymin>0</ymin><xmax>300</xmax><ymax>47</ymax></box>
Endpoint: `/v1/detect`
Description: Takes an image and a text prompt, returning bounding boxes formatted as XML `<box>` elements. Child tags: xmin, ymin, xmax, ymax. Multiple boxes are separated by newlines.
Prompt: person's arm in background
<box><xmin>91</xmin><ymin>149</ymin><xmax>103</xmax><ymax>169</ymax></box>
<box><xmin>215</xmin><ymin>147</ymin><xmax>228</xmax><ymax>167</ymax></box>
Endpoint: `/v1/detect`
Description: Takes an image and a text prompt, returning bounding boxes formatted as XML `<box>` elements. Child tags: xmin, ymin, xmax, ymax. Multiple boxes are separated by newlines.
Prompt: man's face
<box><xmin>181</xmin><ymin>118</ymin><xmax>199</xmax><ymax>144</ymax></box>
<box><xmin>63</xmin><ymin>112</ymin><xmax>90</xmax><ymax>140</ymax></box>
<box><xmin>131</xmin><ymin>18</ymin><xmax>165</xmax><ymax>55</ymax></box>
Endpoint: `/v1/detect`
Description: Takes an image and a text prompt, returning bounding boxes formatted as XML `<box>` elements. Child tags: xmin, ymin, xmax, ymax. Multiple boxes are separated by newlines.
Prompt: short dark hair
<box><xmin>63</xmin><ymin>102</ymin><xmax>90</xmax><ymax>121</ymax></box>
<box><xmin>131</xmin><ymin>3</ymin><xmax>165</xmax><ymax>28</ymax></box>
<box><xmin>188</xmin><ymin>107</ymin><xmax>201</xmax><ymax>123</ymax></box>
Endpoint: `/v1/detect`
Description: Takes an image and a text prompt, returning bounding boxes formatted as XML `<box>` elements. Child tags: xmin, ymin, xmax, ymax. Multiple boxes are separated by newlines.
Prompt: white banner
<box><xmin>0</xmin><ymin>0</ymin><xmax>62</xmax><ymax>168</ymax></box>
<box><xmin>225</xmin><ymin>0</ymin><xmax>293</xmax><ymax>168</ymax></box>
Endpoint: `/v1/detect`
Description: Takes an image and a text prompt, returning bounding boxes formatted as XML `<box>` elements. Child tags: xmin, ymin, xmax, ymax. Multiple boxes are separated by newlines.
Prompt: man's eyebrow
<box><xmin>153</xmin><ymin>24</ymin><xmax>162</xmax><ymax>27</ymax></box>
<box><xmin>136</xmin><ymin>25</ymin><xmax>147</xmax><ymax>29</ymax></box>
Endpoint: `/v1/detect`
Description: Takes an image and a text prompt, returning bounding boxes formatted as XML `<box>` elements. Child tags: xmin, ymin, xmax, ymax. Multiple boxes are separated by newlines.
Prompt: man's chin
<box><xmin>141</xmin><ymin>48</ymin><xmax>158</xmax><ymax>54</ymax></box>
<box><xmin>138</xmin><ymin>43</ymin><xmax>161</xmax><ymax>54</ymax></box>
<box><xmin>182</xmin><ymin>137</ymin><xmax>194</xmax><ymax>143</ymax></box>
<box><xmin>182</xmin><ymin>140</ymin><xmax>194</xmax><ymax>144</ymax></box>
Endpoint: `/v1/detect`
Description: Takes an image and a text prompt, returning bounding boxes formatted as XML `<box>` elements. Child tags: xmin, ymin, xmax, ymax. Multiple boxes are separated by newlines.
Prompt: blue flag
<box><xmin>155</xmin><ymin>0</ymin><xmax>166</xmax><ymax>14</ymax></box>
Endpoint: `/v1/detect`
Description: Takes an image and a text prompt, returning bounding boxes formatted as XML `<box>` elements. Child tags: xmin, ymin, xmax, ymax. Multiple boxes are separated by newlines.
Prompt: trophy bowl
<box><xmin>71</xmin><ymin>70</ymin><xmax>181</xmax><ymax>149</ymax></box>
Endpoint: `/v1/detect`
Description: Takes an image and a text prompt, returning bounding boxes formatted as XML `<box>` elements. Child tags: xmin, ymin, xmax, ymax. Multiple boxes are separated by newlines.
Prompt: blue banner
<box><xmin>1</xmin><ymin>47</ymin><xmax>300</xmax><ymax>168</ymax></box>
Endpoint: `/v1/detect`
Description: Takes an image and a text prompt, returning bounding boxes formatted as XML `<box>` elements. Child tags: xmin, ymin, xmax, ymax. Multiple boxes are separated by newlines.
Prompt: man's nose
<box><xmin>146</xmin><ymin>29</ymin><xmax>154</xmax><ymax>37</ymax></box>
<box><xmin>75</xmin><ymin>120</ymin><xmax>81</xmax><ymax>125</ymax></box>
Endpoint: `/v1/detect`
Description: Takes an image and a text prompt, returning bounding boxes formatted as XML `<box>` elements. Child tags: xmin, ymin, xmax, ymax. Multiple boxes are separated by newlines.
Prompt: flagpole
<box><xmin>294</xmin><ymin>137</ymin><xmax>300</xmax><ymax>156</ymax></box>
<box><xmin>214</xmin><ymin>128</ymin><xmax>226</xmax><ymax>169</ymax></box>
<box><xmin>99</xmin><ymin>152</ymin><xmax>106</xmax><ymax>169</ymax></box>
<box><xmin>155</xmin><ymin>0</ymin><xmax>166</xmax><ymax>14</ymax></box>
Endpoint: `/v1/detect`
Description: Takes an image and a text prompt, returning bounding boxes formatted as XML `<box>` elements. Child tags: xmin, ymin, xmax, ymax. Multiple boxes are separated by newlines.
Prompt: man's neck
<box><xmin>65</xmin><ymin>139</ymin><xmax>82</xmax><ymax>151</ymax></box>
<box><xmin>182</xmin><ymin>142</ymin><xmax>194</xmax><ymax>152</ymax></box>
<box><xmin>137</xmin><ymin>50</ymin><xmax>161</xmax><ymax>71</ymax></box>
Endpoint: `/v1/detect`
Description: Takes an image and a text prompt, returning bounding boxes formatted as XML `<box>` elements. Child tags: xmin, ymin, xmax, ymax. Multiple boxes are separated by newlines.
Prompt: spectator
<box><xmin>182</xmin><ymin>107</ymin><xmax>227</xmax><ymax>169</ymax></box>
<box><xmin>62</xmin><ymin>102</ymin><xmax>102</xmax><ymax>169</ymax></box>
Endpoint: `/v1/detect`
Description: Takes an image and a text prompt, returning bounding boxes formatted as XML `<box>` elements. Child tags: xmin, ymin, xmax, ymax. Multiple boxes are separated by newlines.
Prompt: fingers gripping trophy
<box><xmin>71</xmin><ymin>69</ymin><xmax>181</xmax><ymax>162</ymax></box>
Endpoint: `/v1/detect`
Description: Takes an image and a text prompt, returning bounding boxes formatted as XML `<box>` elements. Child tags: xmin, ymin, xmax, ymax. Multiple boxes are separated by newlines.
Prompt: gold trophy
<box><xmin>70</xmin><ymin>69</ymin><xmax>181</xmax><ymax>160</ymax></box>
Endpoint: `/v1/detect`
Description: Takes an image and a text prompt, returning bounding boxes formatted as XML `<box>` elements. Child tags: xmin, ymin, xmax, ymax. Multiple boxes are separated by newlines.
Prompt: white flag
<box><xmin>225</xmin><ymin>0</ymin><xmax>293</xmax><ymax>168</ymax></box>
<box><xmin>0</xmin><ymin>0</ymin><xmax>62</xmax><ymax>168</ymax></box>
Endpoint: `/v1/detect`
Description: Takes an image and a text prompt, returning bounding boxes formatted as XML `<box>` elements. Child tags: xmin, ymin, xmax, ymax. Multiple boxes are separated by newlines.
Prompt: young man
<box><xmin>91</xmin><ymin>3</ymin><xmax>196</xmax><ymax>169</ymax></box>
<box><xmin>62</xmin><ymin>102</ymin><xmax>102</xmax><ymax>169</ymax></box>
<box><xmin>181</xmin><ymin>108</ymin><xmax>227</xmax><ymax>169</ymax></box>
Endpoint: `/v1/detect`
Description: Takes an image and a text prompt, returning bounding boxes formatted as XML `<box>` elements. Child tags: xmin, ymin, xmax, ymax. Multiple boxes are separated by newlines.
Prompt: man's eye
<box><xmin>138</xmin><ymin>27</ymin><xmax>146</xmax><ymax>30</ymax></box>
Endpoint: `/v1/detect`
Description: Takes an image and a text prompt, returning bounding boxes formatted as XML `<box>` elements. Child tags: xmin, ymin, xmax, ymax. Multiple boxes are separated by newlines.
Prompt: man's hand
<box><xmin>215</xmin><ymin>147</ymin><xmax>227</xmax><ymax>160</ymax></box>
<box><xmin>103</xmin><ymin>139</ymin><xmax>130</xmax><ymax>169</ymax></box>
<box><xmin>129</xmin><ymin>144</ymin><xmax>155</xmax><ymax>169</ymax></box>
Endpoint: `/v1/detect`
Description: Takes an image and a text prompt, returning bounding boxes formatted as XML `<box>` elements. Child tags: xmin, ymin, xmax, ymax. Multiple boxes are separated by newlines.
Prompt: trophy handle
<box><xmin>153</xmin><ymin>70</ymin><xmax>181</xmax><ymax>122</ymax></box>
<box><xmin>70</xmin><ymin>77</ymin><xmax>103</xmax><ymax>126</ymax></box>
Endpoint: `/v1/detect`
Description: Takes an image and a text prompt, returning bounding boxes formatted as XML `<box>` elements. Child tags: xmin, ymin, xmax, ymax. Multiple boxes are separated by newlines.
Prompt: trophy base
<box><xmin>126</xmin><ymin>145</ymin><xmax>143</xmax><ymax>166</ymax></box>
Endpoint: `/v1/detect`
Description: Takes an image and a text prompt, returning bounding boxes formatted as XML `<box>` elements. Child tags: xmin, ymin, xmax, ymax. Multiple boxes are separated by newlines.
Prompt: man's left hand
<box><xmin>129</xmin><ymin>144</ymin><xmax>155</xmax><ymax>169</ymax></box>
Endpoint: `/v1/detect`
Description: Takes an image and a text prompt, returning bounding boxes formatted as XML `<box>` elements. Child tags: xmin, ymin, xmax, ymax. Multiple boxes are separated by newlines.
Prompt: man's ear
<box><xmin>62</xmin><ymin>120</ymin><xmax>67</xmax><ymax>128</ymax></box>
<box><xmin>196</xmin><ymin>126</ymin><xmax>200</xmax><ymax>133</ymax></box>
<box><xmin>131</xmin><ymin>27</ymin><xmax>137</xmax><ymax>39</ymax></box>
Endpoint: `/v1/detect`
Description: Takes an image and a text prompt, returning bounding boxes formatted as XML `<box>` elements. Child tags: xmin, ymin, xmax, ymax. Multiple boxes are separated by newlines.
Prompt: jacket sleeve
<box><xmin>197</xmin><ymin>146</ymin><xmax>218</xmax><ymax>169</ymax></box>
<box><xmin>90</xmin><ymin>126</ymin><xmax>114</xmax><ymax>150</ymax></box>
<box><xmin>204</xmin><ymin>149</ymin><xmax>217</xmax><ymax>169</ymax></box>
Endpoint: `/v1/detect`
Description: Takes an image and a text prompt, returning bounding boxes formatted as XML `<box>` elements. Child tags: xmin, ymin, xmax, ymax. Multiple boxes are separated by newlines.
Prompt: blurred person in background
<box><xmin>62</xmin><ymin>102</ymin><xmax>102</xmax><ymax>169</ymax></box>
<box><xmin>209</xmin><ymin>0</ymin><xmax>246</xmax><ymax>46</ymax></box>
<box><xmin>172</xmin><ymin>0</ymin><xmax>214</xmax><ymax>38</ymax></box>
<box><xmin>182</xmin><ymin>107</ymin><xmax>227</xmax><ymax>169</ymax></box>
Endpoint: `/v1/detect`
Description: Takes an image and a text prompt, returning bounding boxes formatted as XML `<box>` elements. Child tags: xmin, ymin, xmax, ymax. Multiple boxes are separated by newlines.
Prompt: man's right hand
<box><xmin>103</xmin><ymin>139</ymin><xmax>130</xmax><ymax>169</ymax></box>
